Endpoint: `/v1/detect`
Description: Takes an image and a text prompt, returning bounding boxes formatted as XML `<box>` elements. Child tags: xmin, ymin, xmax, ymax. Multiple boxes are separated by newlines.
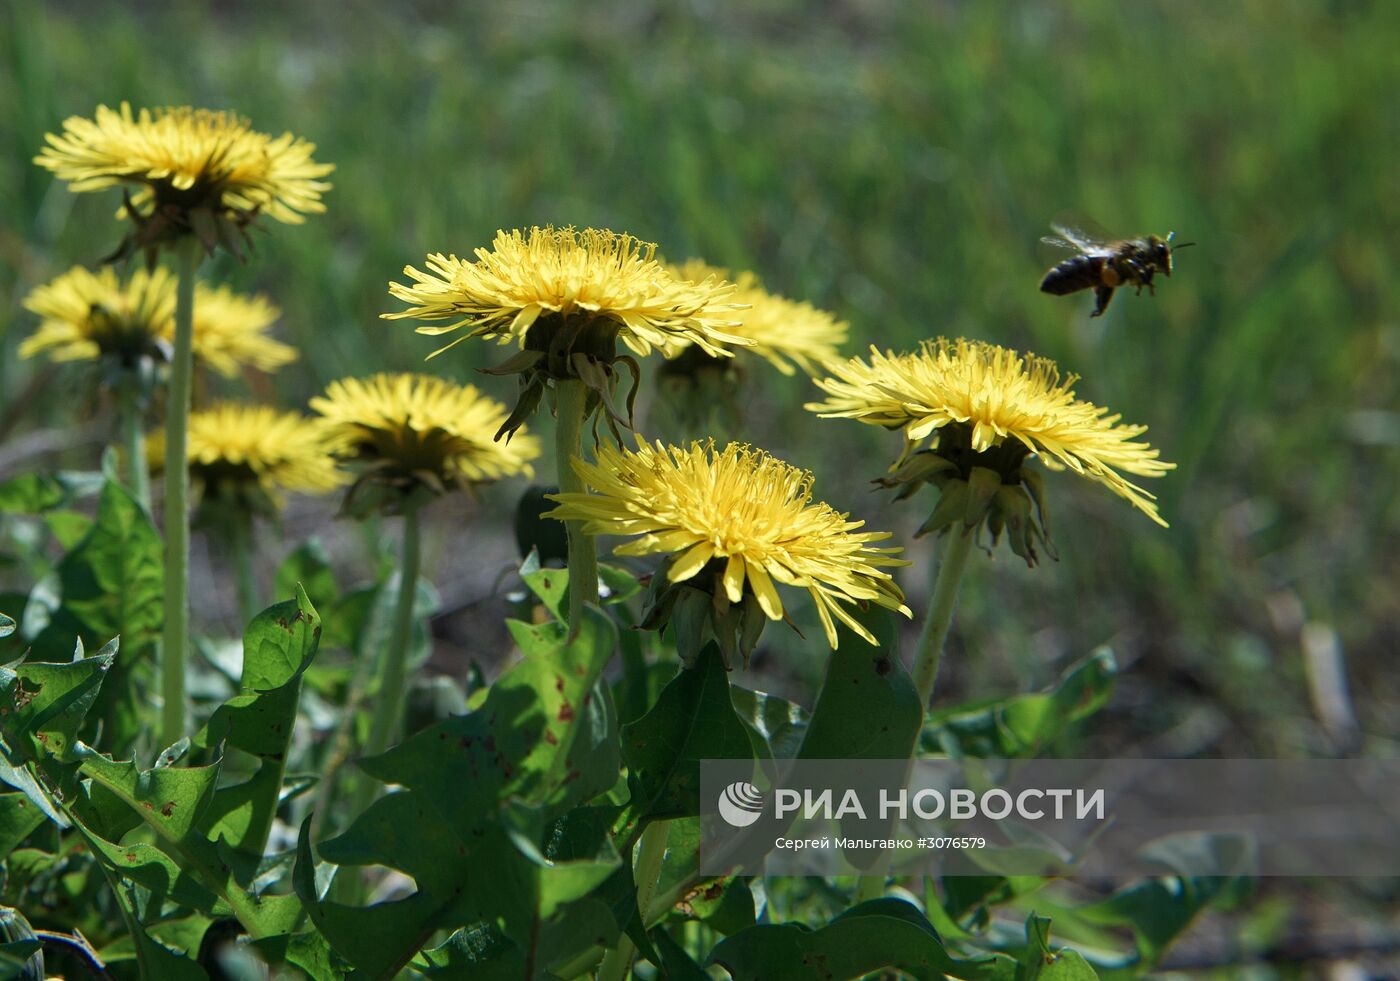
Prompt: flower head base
<box><xmin>148</xmin><ymin>403</ymin><xmax>341</xmax><ymax>520</ymax></box>
<box><xmin>311</xmin><ymin>373</ymin><xmax>540</xmax><ymax>516</ymax></box>
<box><xmin>546</xmin><ymin>439</ymin><xmax>909</xmax><ymax>660</ymax></box>
<box><xmin>663</xmin><ymin>261</ymin><xmax>848</xmax><ymax>378</ymax></box>
<box><xmin>807</xmin><ymin>338</ymin><xmax>1174</xmax><ymax>565</ymax></box>
<box><xmin>34</xmin><ymin>103</ymin><xmax>332</xmax><ymax>263</ymax></box>
<box><xmin>383</xmin><ymin>227</ymin><xmax>748</xmax><ymax>440</ymax></box>
<box><xmin>20</xmin><ymin>265</ymin><xmax>295</xmax><ymax>383</ymax></box>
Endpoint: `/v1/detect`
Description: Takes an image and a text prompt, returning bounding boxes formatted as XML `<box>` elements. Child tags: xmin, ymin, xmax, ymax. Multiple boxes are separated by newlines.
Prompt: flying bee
<box><xmin>1039</xmin><ymin>224</ymin><xmax>1194</xmax><ymax>318</ymax></box>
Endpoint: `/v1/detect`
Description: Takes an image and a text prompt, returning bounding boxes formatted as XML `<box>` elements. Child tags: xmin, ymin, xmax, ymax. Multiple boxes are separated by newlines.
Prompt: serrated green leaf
<box><xmin>196</xmin><ymin>589</ymin><xmax>322</xmax><ymax>864</ymax></box>
<box><xmin>730</xmin><ymin>686</ymin><xmax>808</xmax><ymax>761</ymax></box>
<box><xmin>128</xmin><ymin>922</ymin><xmax>210</xmax><ymax>980</ymax></box>
<box><xmin>0</xmin><ymin>758</ymin><xmax>67</xmax><ymax>830</ymax></box>
<box><xmin>318</xmin><ymin>790</ymin><xmax>471</xmax><ymax>900</ymax></box>
<box><xmin>924</xmin><ymin>649</ymin><xmax>1117</xmax><ymax>758</ymax></box>
<box><xmin>619</xmin><ymin>644</ymin><xmax>753</xmax><ymax>833</ymax></box>
<box><xmin>68</xmin><ymin>748</ymin><xmax>300</xmax><ymax>940</ymax></box>
<box><xmin>651</xmin><ymin>927</ymin><xmax>712</xmax><ymax>980</ymax></box>
<box><xmin>1074</xmin><ymin>871</ymin><xmax>1246</xmax><ymax>967</ymax></box>
<box><xmin>83</xmin><ymin>836</ymin><xmax>220</xmax><ymax>911</ymax></box>
<box><xmin>0</xmin><ymin>474</ymin><xmax>65</xmax><ymax>514</ymax></box>
<box><xmin>688</xmin><ymin>874</ymin><xmax>756</xmax><ymax>936</ymax></box>
<box><xmin>709</xmin><ymin>898</ymin><xmax>1015</xmax><ymax>981</ymax></box>
<box><xmin>519</xmin><ymin>556</ymin><xmax>569</xmax><ymax>621</ymax></box>
<box><xmin>505</xmin><ymin>804</ymin><xmax>620</xmax><ymax>921</ymax></box>
<box><xmin>292</xmin><ymin>817</ymin><xmax>484</xmax><ymax>979</ymax></box>
<box><xmin>650</xmin><ymin>817</ymin><xmax>700</xmax><ymax>912</ymax></box>
<box><xmin>25</xmin><ymin>479</ymin><xmax>162</xmax><ymax>744</ymax></box>
<box><xmin>250</xmin><ymin>928</ymin><xmax>343</xmax><ymax>981</ymax></box>
<box><xmin>42</xmin><ymin>480</ymin><xmax>162</xmax><ymax>662</ymax></box>
<box><xmin>44</xmin><ymin>510</ymin><xmax>92</xmax><ymax>550</ymax></box>
<box><xmin>78</xmin><ymin>752</ymin><xmax>219</xmax><ymax>842</ymax></box>
<box><xmin>4</xmin><ymin>641</ymin><xmax>116</xmax><ymax>761</ymax></box>
<box><xmin>362</xmin><ymin>605</ymin><xmax>618</xmax><ymax>820</ymax></box>
<box><xmin>0</xmin><ymin>794</ymin><xmax>44</xmax><ymax>859</ymax></box>
<box><xmin>414</xmin><ymin>900</ymin><xmax>615</xmax><ymax>981</ymax></box>
<box><xmin>597</xmin><ymin>562</ymin><xmax>643</xmax><ymax>605</ymax></box>
<box><xmin>1017</xmin><ymin>913</ymin><xmax>1100</xmax><ymax>981</ymax></box>
<box><xmin>798</xmin><ymin>606</ymin><xmax>921</xmax><ymax>760</ymax></box>
<box><xmin>415</xmin><ymin>923</ymin><xmax>525</xmax><ymax>980</ymax></box>
<box><xmin>99</xmin><ymin>913</ymin><xmax>213</xmax><ymax>967</ymax></box>
<box><xmin>302</xmin><ymin>606</ymin><xmax>622</xmax><ymax>975</ymax></box>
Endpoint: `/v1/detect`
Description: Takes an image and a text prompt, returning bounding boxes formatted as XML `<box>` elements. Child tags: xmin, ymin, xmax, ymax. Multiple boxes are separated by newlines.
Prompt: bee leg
<box><xmin>1091</xmin><ymin>286</ymin><xmax>1116</xmax><ymax>318</ymax></box>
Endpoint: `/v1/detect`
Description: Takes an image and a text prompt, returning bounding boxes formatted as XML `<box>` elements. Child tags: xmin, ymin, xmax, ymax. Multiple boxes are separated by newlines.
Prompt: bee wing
<box><xmin>1040</xmin><ymin>234</ymin><xmax>1082</xmax><ymax>252</ymax></box>
<box><xmin>1048</xmin><ymin>222</ymin><xmax>1113</xmax><ymax>255</ymax></box>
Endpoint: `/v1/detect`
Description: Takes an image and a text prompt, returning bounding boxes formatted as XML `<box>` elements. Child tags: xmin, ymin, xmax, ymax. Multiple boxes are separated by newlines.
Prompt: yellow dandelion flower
<box><xmin>181</xmin><ymin>284</ymin><xmax>295</xmax><ymax>376</ymax></box>
<box><xmin>807</xmin><ymin>338</ymin><xmax>1174</xmax><ymax>545</ymax></box>
<box><xmin>546</xmin><ymin>439</ymin><xmax>910</xmax><ymax>649</ymax></box>
<box><xmin>34</xmin><ymin>103</ymin><xmax>332</xmax><ymax>259</ymax></box>
<box><xmin>666</xmin><ymin>260</ymin><xmax>847</xmax><ymax>376</ymax></box>
<box><xmin>384</xmin><ymin>226</ymin><xmax>749</xmax><ymax>361</ymax></box>
<box><xmin>149</xmin><ymin>403</ymin><xmax>342</xmax><ymax>508</ymax></box>
<box><xmin>19</xmin><ymin>265</ymin><xmax>295</xmax><ymax>377</ymax></box>
<box><xmin>311</xmin><ymin>373</ymin><xmax>540</xmax><ymax>502</ymax></box>
<box><xmin>20</xmin><ymin>265</ymin><xmax>172</xmax><ymax>366</ymax></box>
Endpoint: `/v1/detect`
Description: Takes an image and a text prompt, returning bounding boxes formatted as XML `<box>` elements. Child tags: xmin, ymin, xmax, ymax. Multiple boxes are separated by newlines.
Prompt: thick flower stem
<box><xmin>160</xmin><ymin>236</ymin><xmax>200</xmax><ymax>747</ymax></box>
<box><xmin>856</xmin><ymin>529</ymin><xmax>976</xmax><ymax>905</ymax></box>
<box><xmin>911</xmin><ymin>528</ymin><xmax>976</xmax><ymax>708</ymax></box>
<box><xmin>118</xmin><ymin>372</ymin><xmax>150</xmax><ymax>512</ymax></box>
<box><xmin>555</xmin><ymin>379</ymin><xmax>598</xmax><ymax>628</ymax></box>
<box><xmin>596</xmin><ymin>820</ymin><xmax>670</xmax><ymax>981</ymax></box>
<box><xmin>364</xmin><ymin>503</ymin><xmax>422</xmax><ymax>760</ymax></box>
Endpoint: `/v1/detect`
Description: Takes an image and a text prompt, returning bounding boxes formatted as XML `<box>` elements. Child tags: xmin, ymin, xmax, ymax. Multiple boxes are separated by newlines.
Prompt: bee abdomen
<box><xmin>1039</xmin><ymin>256</ymin><xmax>1102</xmax><ymax>296</ymax></box>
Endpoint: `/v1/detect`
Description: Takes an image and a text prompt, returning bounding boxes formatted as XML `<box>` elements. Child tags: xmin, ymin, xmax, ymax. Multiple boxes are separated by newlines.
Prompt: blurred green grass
<box><xmin>2</xmin><ymin>0</ymin><xmax>1396</xmax><ymax>752</ymax></box>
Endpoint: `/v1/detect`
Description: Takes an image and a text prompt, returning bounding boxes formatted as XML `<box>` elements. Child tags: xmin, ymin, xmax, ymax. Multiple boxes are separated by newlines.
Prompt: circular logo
<box><xmin>717</xmin><ymin>781</ymin><xmax>766</xmax><ymax>828</ymax></box>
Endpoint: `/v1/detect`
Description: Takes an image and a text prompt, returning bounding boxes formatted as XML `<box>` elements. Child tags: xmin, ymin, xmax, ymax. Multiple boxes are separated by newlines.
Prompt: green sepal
<box><xmin>1019</xmin><ymin>469</ymin><xmax>1058</xmax><ymax>561</ymax></box>
<box><xmin>916</xmin><ymin>479</ymin><xmax>969</xmax><ymax>537</ymax></box>
<box><xmin>878</xmin><ymin>451</ymin><xmax>959</xmax><ymax>500</ymax></box>
<box><xmin>494</xmin><ymin>374</ymin><xmax>547</xmax><ymax>442</ymax></box>
<box><xmin>993</xmin><ymin>486</ymin><xmax>1036</xmax><ymax>565</ymax></box>
<box><xmin>963</xmin><ymin>466</ymin><xmax>1002</xmax><ymax>530</ymax></box>
<box><xmin>479</xmin><ymin>348</ymin><xmax>545</xmax><ymax>376</ymax></box>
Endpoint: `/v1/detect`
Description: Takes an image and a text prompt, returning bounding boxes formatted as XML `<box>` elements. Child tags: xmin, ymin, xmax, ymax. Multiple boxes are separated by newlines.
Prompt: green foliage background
<box><xmin>2</xmin><ymin>0</ymin><xmax>1397</xmax><ymax>754</ymax></box>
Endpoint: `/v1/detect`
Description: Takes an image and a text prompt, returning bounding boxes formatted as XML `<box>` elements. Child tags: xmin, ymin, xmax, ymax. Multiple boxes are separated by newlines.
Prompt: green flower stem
<box><xmin>229</xmin><ymin>512</ymin><xmax>259</xmax><ymax>627</ymax></box>
<box><xmin>310</xmin><ymin>628</ymin><xmax>381</xmax><ymax>843</ymax></box>
<box><xmin>911</xmin><ymin>528</ymin><xmax>976</xmax><ymax>708</ymax></box>
<box><xmin>555</xmin><ymin>379</ymin><xmax>598</xmax><ymax>629</ymax></box>
<box><xmin>328</xmin><ymin>512</ymin><xmax>423</xmax><ymax>906</ymax></box>
<box><xmin>856</xmin><ymin>528</ymin><xmax>976</xmax><ymax>904</ymax></box>
<box><xmin>118</xmin><ymin>372</ymin><xmax>150</xmax><ymax>512</ymax></box>
<box><xmin>334</xmin><ymin>506</ymin><xmax>423</xmax><ymax>906</ymax></box>
<box><xmin>160</xmin><ymin>236</ymin><xmax>201</xmax><ymax>747</ymax></box>
<box><xmin>596</xmin><ymin>819</ymin><xmax>670</xmax><ymax>981</ymax></box>
<box><xmin>364</xmin><ymin>503</ymin><xmax>423</xmax><ymax>760</ymax></box>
